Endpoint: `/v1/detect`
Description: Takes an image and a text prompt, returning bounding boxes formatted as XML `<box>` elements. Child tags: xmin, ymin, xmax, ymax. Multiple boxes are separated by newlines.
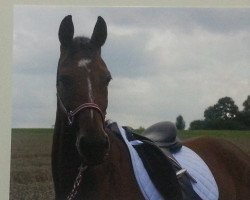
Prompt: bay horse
<box><xmin>52</xmin><ymin>15</ymin><xmax>250</xmax><ymax>200</ymax></box>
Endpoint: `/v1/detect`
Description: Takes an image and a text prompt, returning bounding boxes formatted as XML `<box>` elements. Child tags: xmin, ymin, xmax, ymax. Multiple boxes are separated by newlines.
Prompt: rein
<box><xmin>57</xmin><ymin>93</ymin><xmax>105</xmax><ymax>127</ymax></box>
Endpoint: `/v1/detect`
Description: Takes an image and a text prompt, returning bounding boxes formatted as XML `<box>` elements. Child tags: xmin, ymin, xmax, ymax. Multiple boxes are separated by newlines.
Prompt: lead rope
<box><xmin>66</xmin><ymin>165</ymin><xmax>88</xmax><ymax>200</ymax></box>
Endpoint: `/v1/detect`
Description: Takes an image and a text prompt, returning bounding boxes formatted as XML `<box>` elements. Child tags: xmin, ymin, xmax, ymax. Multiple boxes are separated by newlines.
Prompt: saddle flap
<box><xmin>134</xmin><ymin>140</ymin><xmax>183</xmax><ymax>200</ymax></box>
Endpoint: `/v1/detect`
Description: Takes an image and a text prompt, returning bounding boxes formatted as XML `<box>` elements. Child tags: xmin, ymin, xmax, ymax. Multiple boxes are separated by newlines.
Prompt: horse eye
<box><xmin>104</xmin><ymin>74</ymin><xmax>112</xmax><ymax>86</ymax></box>
<box><xmin>58</xmin><ymin>75</ymin><xmax>73</xmax><ymax>88</ymax></box>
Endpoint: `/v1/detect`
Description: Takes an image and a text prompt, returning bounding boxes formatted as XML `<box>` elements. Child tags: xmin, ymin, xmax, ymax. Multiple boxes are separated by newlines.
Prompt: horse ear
<box><xmin>58</xmin><ymin>15</ymin><xmax>74</xmax><ymax>47</ymax></box>
<box><xmin>90</xmin><ymin>16</ymin><xmax>107</xmax><ymax>48</ymax></box>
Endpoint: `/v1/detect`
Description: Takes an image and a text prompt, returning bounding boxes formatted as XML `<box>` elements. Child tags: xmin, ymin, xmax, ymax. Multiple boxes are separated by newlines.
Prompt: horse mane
<box><xmin>63</xmin><ymin>36</ymin><xmax>102</xmax><ymax>57</ymax></box>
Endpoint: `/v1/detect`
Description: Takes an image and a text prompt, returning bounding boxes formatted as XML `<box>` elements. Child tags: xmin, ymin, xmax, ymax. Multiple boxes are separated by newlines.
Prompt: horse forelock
<box><xmin>72</xmin><ymin>37</ymin><xmax>90</xmax><ymax>48</ymax></box>
<box><xmin>59</xmin><ymin>36</ymin><xmax>101</xmax><ymax>62</ymax></box>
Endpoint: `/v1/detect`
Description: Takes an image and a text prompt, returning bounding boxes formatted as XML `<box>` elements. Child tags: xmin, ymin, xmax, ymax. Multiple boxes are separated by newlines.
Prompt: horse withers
<box><xmin>52</xmin><ymin>15</ymin><xmax>250</xmax><ymax>200</ymax></box>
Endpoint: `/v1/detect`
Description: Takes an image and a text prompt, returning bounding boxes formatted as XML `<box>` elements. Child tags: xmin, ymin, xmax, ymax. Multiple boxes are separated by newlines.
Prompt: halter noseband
<box><xmin>57</xmin><ymin>94</ymin><xmax>105</xmax><ymax>127</ymax></box>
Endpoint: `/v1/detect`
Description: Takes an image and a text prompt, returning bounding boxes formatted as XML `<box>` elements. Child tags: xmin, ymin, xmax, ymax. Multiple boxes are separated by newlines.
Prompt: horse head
<box><xmin>56</xmin><ymin>15</ymin><xmax>111</xmax><ymax>166</ymax></box>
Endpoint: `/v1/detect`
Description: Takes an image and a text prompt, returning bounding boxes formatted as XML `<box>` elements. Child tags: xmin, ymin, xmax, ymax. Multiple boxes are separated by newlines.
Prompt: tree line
<box><xmin>137</xmin><ymin>95</ymin><xmax>250</xmax><ymax>131</ymax></box>
<box><xmin>188</xmin><ymin>95</ymin><xmax>250</xmax><ymax>130</ymax></box>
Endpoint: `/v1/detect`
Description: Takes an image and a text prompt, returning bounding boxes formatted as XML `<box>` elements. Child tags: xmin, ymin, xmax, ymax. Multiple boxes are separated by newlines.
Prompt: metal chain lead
<box><xmin>66</xmin><ymin>165</ymin><xmax>88</xmax><ymax>200</ymax></box>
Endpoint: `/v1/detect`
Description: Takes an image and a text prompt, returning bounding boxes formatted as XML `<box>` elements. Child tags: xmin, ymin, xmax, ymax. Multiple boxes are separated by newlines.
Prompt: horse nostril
<box><xmin>78</xmin><ymin>135</ymin><xmax>110</xmax><ymax>159</ymax></box>
<box><xmin>103</xmin><ymin>135</ymin><xmax>110</xmax><ymax>150</ymax></box>
<box><xmin>78</xmin><ymin>136</ymin><xmax>90</xmax><ymax>154</ymax></box>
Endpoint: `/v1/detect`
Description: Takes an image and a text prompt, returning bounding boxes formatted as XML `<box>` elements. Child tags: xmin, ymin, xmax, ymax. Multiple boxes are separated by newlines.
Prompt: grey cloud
<box><xmin>103</xmin><ymin>32</ymin><xmax>157</xmax><ymax>78</ymax></box>
<box><xmin>189</xmin><ymin>9</ymin><xmax>250</xmax><ymax>34</ymax></box>
<box><xmin>12</xmin><ymin>73</ymin><xmax>56</xmax><ymax>127</ymax></box>
<box><xmin>13</xmin><ymin>6</ymin><xmax>250</xmax><ymax>128</ymax></box>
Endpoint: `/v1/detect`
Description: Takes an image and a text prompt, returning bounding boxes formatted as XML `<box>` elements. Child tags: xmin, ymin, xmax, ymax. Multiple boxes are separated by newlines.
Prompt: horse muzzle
<box><xmin>76</xmin><ymin>133</ymin><xmax>110</xmax><ymax>166</ymax></box>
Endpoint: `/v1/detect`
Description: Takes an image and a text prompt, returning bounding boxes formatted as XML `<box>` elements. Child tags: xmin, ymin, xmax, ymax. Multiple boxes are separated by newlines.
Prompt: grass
<box><xmin>10</xmin><ymin>129</ymin><xmax>250</xmax><ymax>200</ymax></box>
<box><xmin>10</xmin><ymin>129</ymin><xmax>54</xmax><ymax>200</ymax></box>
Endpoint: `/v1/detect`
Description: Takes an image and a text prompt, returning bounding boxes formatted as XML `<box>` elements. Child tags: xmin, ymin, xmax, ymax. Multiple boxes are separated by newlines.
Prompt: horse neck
<box><xmin>52</xmin><ymin>111</ymin><xmax>144</xmax><ymax>200</ymax></box>
<box><xmin>52</xmin><ymin>110</ymin><xmax>81</xmax><ymax>199</ymax></box>
<box><xmin>79</xmin><ymin>129</ymin><xmax>144</xmax><ymax>199</ymax></box>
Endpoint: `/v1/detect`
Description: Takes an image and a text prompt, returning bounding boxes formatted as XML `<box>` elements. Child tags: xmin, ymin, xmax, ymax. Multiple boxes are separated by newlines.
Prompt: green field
<box><xmin>10</xmin><ymin>129</ymin><xmax>250</xmax><ymax>200</ymax></box>
<box><xmin>10</xmin><ymin>129</ymin><xmax>54</xmax><ymax>200</ymax></box>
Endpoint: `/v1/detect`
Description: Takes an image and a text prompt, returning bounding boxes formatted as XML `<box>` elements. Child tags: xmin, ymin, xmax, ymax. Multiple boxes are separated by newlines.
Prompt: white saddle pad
<box><xmin>112</xmin><ymin>121</ymin><xmax>219</xmax><ymax>200</ymax></box>
<box><xmin>117</xmin><ymin>124</ymin><xmax>164</xmax><ymax>200</ymax></box>
<box><xmin>172</xmin><ymin>146</ymin><xmax>219</xmax><ymax>200</ymax></box>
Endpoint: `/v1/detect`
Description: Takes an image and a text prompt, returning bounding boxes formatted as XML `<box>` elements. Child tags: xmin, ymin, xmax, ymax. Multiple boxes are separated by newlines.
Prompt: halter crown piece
<box><xmin>57</xmin><ymin>93</ymin><xmax>105</xmax><ymax>127</ymax></box>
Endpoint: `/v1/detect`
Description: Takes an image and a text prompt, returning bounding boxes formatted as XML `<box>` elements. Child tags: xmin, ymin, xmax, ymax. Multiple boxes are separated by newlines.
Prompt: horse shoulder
<box><xmin>80</xmin><ymin>131</ymin><xmax>144</xmax><ymax>200</ymax></box>
<box><xmin>107</xmin><ymin>132</ymin><xmax>145</xmax><ymax>200</ymax></box>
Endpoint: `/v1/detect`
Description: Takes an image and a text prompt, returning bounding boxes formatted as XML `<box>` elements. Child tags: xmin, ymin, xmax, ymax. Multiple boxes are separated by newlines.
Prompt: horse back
<box><xmin>183</xmin><ymin>136</ymin><xmax>250</xmax><ymax>200</ymax></box>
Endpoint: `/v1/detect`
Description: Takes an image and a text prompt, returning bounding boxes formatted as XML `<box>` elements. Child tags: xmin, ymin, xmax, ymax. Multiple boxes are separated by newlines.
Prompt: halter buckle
<box><xmin>67</xmin><ymin>111</ymin><xmax>74</xmax><ymax>125</ymax></box>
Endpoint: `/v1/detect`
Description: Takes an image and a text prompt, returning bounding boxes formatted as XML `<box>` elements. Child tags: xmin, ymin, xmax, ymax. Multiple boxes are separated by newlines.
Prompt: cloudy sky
<box><xmin>12</xmin><ymin>6</ymin><xmax>250</xmax><ymax>128</ymax></box>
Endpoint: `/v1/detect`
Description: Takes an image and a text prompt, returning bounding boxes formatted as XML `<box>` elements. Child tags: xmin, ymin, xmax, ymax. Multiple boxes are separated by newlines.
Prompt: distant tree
<box><xmin>204</xmin><ymin>106</ymin><xmax>219</xmax><ymax>121</ymax></box>
<box><xmin>243</xmin><ymin>95</ymin><xmax>250</xmax><ymax>112</ymax></box>
<box><xmin>204</xmin><ymin>97</ymin><xmax>239</xmax><ymax>121</ymax></box>
<box><xmin>217</xmin><ymin>97</ymin><xmax>239</xmax><ymax>119</ymax></box>
<box><xmin>235</xmin><ymin>95</ymin><xmax>250</xmax><ymax>129</ymax></box>
<box><xmin>190</xmin><ymin>96</ymin><xmax>250</xmax><ymax>130</ymax></box>
<box><xmin>135</xmin><ymin>126</ymin><xmax>145</xmax><ymax>134</ymax></box>
<box><xmin>176</xmin><ymin>115</ymin><xmax>185</xmax><ymax>130</ymax></box>
<box><xmin>236</xmin><ymin>111</ymin><xmax>250</xmax><ymax>129</ymax></box>
<box><xmin>189</xmin><ymin>120</ymin><xmax>205</xmax><ymax>130</ymax></box>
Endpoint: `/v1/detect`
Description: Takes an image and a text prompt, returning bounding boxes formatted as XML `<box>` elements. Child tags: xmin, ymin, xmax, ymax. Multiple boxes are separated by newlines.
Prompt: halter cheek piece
<box><xmin>57</xmin><ymin>93</ymin><xmax>105</xmax><ymax>127</ymax></box>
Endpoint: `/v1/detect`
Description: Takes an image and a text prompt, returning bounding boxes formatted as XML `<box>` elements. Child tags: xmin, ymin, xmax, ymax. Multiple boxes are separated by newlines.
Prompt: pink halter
<box><xmin>57</xmin><ymin>94</ymin><xmax>105</xmax><ymax>126</ymax></box>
